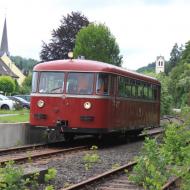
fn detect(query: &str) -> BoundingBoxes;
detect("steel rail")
[0,146,87,165]
[0,143,49,155]
[61,161,137,190]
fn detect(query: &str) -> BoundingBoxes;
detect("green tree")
[169,63,190,108]
[136,62,155,73]
[73,23,123,66]
[40,12,90,61]
[19,75,32,94]
[165,43,182,74]
[0,76,15,95]
[181,41,190,64]
[156,73,173,115]
[11,56,38,74]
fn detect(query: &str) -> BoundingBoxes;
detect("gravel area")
[23,140,143,190]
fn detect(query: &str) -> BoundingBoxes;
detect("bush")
[0,76,15,95]
[129,111,190,190]
[0,161,57,190]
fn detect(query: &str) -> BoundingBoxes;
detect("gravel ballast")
[27,140,144,189]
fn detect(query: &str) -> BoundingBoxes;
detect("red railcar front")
[30,66,115,135]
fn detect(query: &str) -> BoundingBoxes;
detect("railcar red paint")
[30,59,160,137]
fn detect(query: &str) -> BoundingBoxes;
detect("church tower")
[155,56,165,74]
[0,18,9,56]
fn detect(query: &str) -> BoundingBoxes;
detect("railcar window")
[118,77,126,97]
[148,85,153,99]
[39,72,65,94]
[143,84,148,99]
[153,85,158,100]
[131,80,136,97]
[32,72,38,93]
[96,73,109,95]
[138,82,143,98]
[66,73,94,95]
[125,79,131,97]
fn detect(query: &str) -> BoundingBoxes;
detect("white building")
[155,56,165,74]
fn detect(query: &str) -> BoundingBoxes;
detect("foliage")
[168,63,190,108]
[40,12,89,61]
[180,41,190,64]
[0,76,15,95]
[0,161,57,190]
[129,138,169,190]
[136,62,155,73]
[129,110,190,190]
[111,163,120,170]
[156,73,173,115]
[11,56,38,73]
[45,168,57,183]
[83,145,100,170]
[17,74,32,94]
[74,23,123,66]
[143,72,172,115]
[165,43,182,74]
[0,161,26,190]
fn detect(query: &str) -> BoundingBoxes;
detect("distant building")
[0,18,25,85]
[155,56,165,74]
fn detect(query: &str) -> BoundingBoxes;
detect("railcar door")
[113,75,122,128]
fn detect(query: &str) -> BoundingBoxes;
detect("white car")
[0,94,15,110]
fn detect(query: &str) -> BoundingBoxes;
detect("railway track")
[0,145,88,165]
[61,160,180,190]
[61,161,139,190]
[0,143,50,155]
[0,126,164,165]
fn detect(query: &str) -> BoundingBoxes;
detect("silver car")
[0,94,15,110]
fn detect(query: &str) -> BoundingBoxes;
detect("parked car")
[14,95,31,102]
[8,96,30,109]
[0,94,15,110]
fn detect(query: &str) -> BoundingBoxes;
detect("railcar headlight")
[37,100,45,108]
[84,102,92,110]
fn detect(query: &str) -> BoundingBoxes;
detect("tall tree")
[180,41,190,64]
[40,12,90,61]
[73,23,123,66]
[165,43,182,74]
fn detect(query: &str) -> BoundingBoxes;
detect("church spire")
[0,18,9,56]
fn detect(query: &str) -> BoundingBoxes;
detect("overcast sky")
[0,0,190,70]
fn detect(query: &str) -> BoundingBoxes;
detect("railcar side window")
[131,80,136,97]
[118,77,126,97]
[66,73,94,95]
[32,72,38,93]
[96,73,109,95]
[39,72,65,94]
[126,79,131,97]
[153,85,158,100]
[143,84,148,99]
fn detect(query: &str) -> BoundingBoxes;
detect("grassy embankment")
[0,109,29,123]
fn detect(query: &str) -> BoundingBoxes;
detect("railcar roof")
[34,59,160,85]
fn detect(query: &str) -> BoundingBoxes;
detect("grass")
[0,109,29,123]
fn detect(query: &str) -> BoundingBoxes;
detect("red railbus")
[30,59,160,140]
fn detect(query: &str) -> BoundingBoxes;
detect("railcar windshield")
[38,72,65,94]
[32,72,38,93]
[66,73,94,95]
